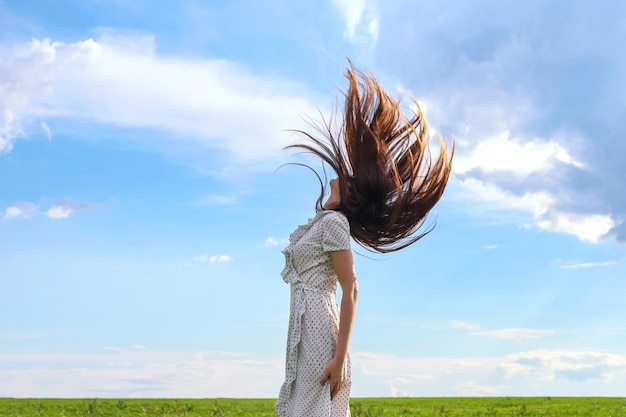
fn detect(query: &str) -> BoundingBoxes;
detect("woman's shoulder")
[318,210,351,251]
[318,209,349,228]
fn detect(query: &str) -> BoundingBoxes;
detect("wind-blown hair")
[287,64,454,253]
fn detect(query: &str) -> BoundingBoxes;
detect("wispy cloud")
[332,0,379,45]
[484,244,502,250]
[353,354,478,397]
[40,121,51,139]
[46,198,98,219]
[210,255,232,263]
[2,347,625,397]
[451,320,480,331]
[457,381,501,396]
[471,328,556,340]
[450,320,556,340]
[3,198,98,220]
[561,260,618,269]
[359,315,431,328]
[0,35,321,168]
[353,349,626,396]
[0,347,283,398]
[192,254,231,263]
[194,194,238,206]
[452,321,555,340]
[263,236,288,247]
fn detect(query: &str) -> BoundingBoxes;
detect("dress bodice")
[280,210,351,289]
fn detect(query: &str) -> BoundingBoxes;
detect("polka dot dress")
[275,210,353,417]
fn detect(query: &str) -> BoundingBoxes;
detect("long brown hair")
[287,63,453,253]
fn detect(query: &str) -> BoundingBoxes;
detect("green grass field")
[1,397,625,416]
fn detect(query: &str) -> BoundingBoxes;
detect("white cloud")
[537,212,614,243]
[192,255,209,262]
[499,349,626,383]
[454,131,583,178]
[451,131,614,243]
[453,178,552,220]
[385,377,413,397]
[332,0,379,45]
[210,255,232,263]
[4,206,25,219]
[0,36,321,165]
[1,106,20,153]
[46,205,73,219]
[3,202,38,219]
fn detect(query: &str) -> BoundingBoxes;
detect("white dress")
[275,210,352,417]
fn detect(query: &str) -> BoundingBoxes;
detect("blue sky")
[1,0,625,398]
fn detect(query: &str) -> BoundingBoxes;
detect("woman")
[275,64,453,417]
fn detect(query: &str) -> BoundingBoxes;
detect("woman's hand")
[320,356,345,400]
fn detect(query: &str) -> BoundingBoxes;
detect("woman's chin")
[323,201,340,210]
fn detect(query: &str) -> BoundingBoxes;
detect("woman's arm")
[320,249,358,399]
